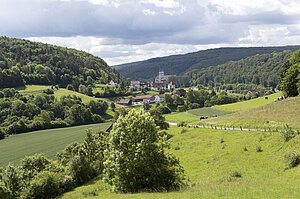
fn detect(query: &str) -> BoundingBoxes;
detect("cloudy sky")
[1,0,300,65]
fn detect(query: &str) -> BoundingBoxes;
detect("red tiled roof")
[132,95,153,100]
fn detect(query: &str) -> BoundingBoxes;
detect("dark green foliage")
[104,110,185,193]
[230,171,242,178]
[0,37,124,88]
[280,50,300,96]
[256,146,263,152]
[24,171,61,199]
[1,164,22,198]
[284,151,300,169]
[0,91,106,138]
[118,46,300,81]
[149,109,169,130]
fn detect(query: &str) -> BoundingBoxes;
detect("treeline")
[0,88,108,140]
[171,51,292,88]
[118,46,300,80]
[0,37,124,88]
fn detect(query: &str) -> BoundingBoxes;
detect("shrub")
[243,146,248,151]
[220,137,224,143]
[0,128,5,140]
[285,151,300,169]
[24,171,61,199]
[256,146,263,152]
[230,171,242,178]
[104,109,185,193]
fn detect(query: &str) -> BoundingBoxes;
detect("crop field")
[0,122,111,167]
[61,126,300,199]
[213,92,282,112]
[200,96,300,130]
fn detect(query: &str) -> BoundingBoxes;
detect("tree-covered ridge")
[118,46,300,80]
[184,51,293,88]
[0,37,124,88]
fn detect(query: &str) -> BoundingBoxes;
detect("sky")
[1,0,300,65]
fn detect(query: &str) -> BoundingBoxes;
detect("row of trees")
[0,110,185,198]
[160,88,238,113]
[0,88,108,139]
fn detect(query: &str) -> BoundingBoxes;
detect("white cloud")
[2,0,300,65]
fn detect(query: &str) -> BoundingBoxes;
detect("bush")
[285,151,300,169]
[256,146,263,152]
[104,109,185,193]
[177,105,186,112]
[230,171,242,178]
[0,128,5,140]
[24,171,61,199]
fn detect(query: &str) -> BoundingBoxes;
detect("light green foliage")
[104,109,185,193]
[2,164,21,198]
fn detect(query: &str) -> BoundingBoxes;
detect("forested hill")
[118,46,300,80]
[0,37,124,88]
[184,51,293,88]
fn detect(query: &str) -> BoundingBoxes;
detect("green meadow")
[61,126,300,199]
[201,95,300,130]
[0,122,111,167]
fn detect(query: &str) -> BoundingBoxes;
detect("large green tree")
[104,109,185,193]
[280,50,300,96]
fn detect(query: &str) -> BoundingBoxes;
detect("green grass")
[165,107,231,123]
[54,89,101,103]
[61,126,300,199]
[0,122,111,167]
[200,96,300,130]
[17,85,52,93]
[213,92,282,112]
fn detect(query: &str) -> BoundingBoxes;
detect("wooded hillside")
[118,46,300,80]
[0,37,124,88]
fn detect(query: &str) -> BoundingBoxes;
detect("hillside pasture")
[165,107,232,123]
[0,122,111,167]
[213,92,282,112]
[200,96,300,130]
[61,126,300,199]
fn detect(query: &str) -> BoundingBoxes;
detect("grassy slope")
[0,122,111,167]
[202,96,300,130]
[61,126,300,199]
[213,92,282,112]
[165,107,231,123]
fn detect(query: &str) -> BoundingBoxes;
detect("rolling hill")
[118,46,300,81]
[0,37,124,88]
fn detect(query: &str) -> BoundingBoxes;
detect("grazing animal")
[265,97,268,100]
[274,99,277,102]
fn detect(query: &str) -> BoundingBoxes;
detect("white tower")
[158,70,164,82]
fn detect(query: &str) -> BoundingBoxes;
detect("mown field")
[61,126,300,199]
[0,122,111,167]
[201,95,300,130]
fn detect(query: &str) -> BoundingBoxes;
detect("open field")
[17,85,52,94]
[61,126,300,199]
[0,122,111,167]
[214,92,282,112]
[200,96,300,130]
[165,107,232,123]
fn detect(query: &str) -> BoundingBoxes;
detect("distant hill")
[118,46,300,80]
[185,51,293,88]
[0,37,124,88]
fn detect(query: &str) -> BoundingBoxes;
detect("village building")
[108,80,117,86]
[168,81,176,90]
[117,99,132,106]
[245,89,260,97]
[153,94,164,103]
[154,70,175,83]
[129,81,141,90]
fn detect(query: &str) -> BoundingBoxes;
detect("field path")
[168,122,266,132]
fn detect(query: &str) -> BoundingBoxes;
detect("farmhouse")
[129,81,141,90]
[117,99,132,106]
[108,80,117,86]
[153,94,164,103]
